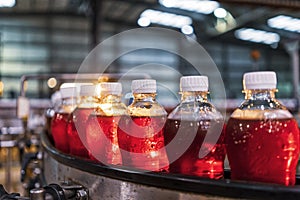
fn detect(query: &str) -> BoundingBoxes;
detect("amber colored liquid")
[51,112,70,153]
[67,108,93,158]
[117,116,169,172]
[86,115,122,165]
[226,118,300,185]
[164,119,225,179]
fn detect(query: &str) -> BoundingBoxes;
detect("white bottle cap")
[59,87,78,99]
[180,76,209,92]
[51,91,62,104]
[80,85,96,96]
[243,71,277,90]
[99,82,122,95]
[131,79,156,94]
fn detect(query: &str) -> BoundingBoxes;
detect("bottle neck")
[62,97,77,106]
[133,93,156,102]
[101,94,122,103]
[244,89,276,100]
[59,97,77,113]
[79,95,99,104]
[181,91,208,103]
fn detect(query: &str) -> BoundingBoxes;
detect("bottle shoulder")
[94,102,127,116]
[128,101,167,116]
[239,98,286,110]
[231,99,293,119]
[77,102,98,109]
[168,101,223,121]
[56,105,76,114]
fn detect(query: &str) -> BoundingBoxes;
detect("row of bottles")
[49,71,300,186]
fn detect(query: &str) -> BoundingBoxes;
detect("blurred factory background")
[0,0,298,100]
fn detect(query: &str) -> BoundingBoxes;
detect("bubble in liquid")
[108,126,115,134]
[257,145,261,150]
[258,170,263,174]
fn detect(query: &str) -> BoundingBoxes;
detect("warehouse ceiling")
[101,0,300,47]
[0,0,299,49]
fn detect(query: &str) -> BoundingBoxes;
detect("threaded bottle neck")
[181,91,208,103]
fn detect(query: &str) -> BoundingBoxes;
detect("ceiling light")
[181,25,194,35]
[214,8,227,18]
[0,0,15,7]
[268,15,300,33]
[139,9,192,28]
[159,0,219,14]
[0,81,4,96]
[235,28,280,45]
[47,77,57,89]
[137,17,151,27]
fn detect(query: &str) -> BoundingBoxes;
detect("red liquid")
[51,112,70,153]
[117,116,169,172]
[67,108,93,158]
[164,119,225,179]
[86,115,122,165]
[226,118,300,185]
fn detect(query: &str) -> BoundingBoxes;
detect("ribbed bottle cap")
[80,85,96,96]
[131,79,156,93]
[59,87,78,98]
[180,76,209,92]
[243,71,277,90]
[99,82,122,95]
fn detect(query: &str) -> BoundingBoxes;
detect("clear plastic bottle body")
[164,91,225,179]
[68,95,98,158]
[225,89,300,185]
[86,93,127,165]
[117,93,169,172]
[51,97,77,153]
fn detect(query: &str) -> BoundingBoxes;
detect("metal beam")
[284,41,300,112]
[0,24,88,36]
[0,11,86,18]
[90,0,103,49]
[2,41,89,50]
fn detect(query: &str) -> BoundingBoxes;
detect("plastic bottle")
[225,71,300,185]
[117,79,169,172]
[68,84,97,158]
[164,76,225,179]
[51,87,77,153]
[86,82,126,165]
